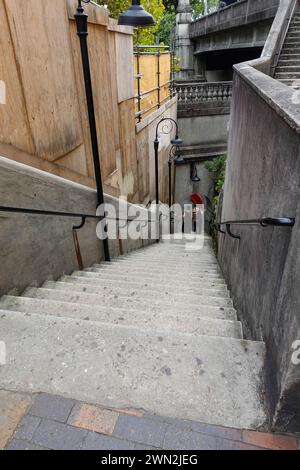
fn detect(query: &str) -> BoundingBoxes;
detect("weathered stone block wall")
[219,69,300,431]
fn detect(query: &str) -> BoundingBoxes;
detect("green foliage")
[157,4,176,44]
[97,0,165,45]
[205,155,227,206]
[191,0,204,19]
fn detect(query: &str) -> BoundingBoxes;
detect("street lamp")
[168,145,185,234]
[74,0,110,261]
[168,146,185,207]
[118,1,156,27]
[154,118,183,241]
[191,162,201,183]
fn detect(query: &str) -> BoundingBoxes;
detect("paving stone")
[81,432,135,450]
[29,393,75,423]
[113,415,168,448]
[6,439,48,450]
[242,430,299,450]
[0,390,31,449]
[147,415,242,442]
[217,438,263,450]
[31,418,87,450]
[163,425,217,450]
[189,421,242,441]
[133,443,160,450]
[115,407,145,418]
[68,403,118,435]
[14,415,41,441]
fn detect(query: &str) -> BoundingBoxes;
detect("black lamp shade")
[191,162,201,182]
[118,1,156,27]
[175,154,185,165]
[171,136,183,146]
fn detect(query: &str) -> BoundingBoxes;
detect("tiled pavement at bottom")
[3,392,300,451]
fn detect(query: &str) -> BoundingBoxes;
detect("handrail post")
[74,0,110,262]
[157,47,161,109]
[154,138,160,243]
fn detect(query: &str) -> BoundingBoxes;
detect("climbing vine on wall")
[205,155,227,208]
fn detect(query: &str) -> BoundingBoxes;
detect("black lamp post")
[118,1,156,27]
[168,146,185,207]
[168,146,185,233]
[74,0,110,261]
[154,118,183,241]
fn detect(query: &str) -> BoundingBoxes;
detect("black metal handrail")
[0,205,153,269]
[215,217,295,239]
[0,205,152,226]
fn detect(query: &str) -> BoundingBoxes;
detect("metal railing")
[0,205,152,270]
[215,217,295,239]
[134,45,175,122]
[176,81,233,105]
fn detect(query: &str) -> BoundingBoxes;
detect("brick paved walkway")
[1,391,299,450]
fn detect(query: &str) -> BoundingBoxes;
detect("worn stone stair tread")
[276,66,300,71]
[23,287,234,308]
[67,273,228,293]
[42,280,231,301]
[71,270,227,287]
[0,298,242,339]
[99,261,221,270]
[111,255,218,266]
[1,295,237,321]
[92,263,222,274]
[0,310,266,429]
[63,275,228,292]
[87,267,224,280]
[276,9,300,89]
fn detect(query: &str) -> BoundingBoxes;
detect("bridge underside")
[192,19,273,56]
[196,47,263,81]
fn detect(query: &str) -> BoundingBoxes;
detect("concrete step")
[282,47,300,54]
[282,42,300,49]
[23,287,234,309]
[4,293,237,321]
[286,31,300,37]
[42,280,231,302]
[69,271,227,288]
[58,276,229,298]
[275,72,300,79]
[0,310,266,429]
[277,79,298,87]
[278,53,300,59]
[87,267,224,281]
[59,273,228,292]
[81,269,226,284]
[0,296,242,339]
[114,252,219,261]
[92,263,222,275]
[276,65,300,72]
[277,60,300,66]
[283,37,300,43]
[107,259,220,270]
[117,253,218,263]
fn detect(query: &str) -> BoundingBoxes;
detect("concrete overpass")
[176,0,280,81]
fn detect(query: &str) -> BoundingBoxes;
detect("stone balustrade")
[176,81,233,105]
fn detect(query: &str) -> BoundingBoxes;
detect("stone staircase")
[0,237,267,430]
[275,3,300,87]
